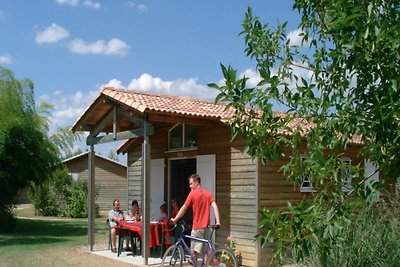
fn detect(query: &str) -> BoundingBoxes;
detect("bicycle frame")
[173,224,216,266]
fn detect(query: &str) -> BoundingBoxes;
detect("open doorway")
[169,158,196,224]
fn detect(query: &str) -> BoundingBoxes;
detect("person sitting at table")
[108,199,129,253]
[130,200,142,221]
[169,197,180,221]
[159,203,168,223]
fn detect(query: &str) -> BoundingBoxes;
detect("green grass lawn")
[0,206,132,267]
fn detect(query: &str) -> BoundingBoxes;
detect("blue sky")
[0,0,302,158]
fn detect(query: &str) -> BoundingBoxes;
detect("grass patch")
[0,215,115,267]
[0,218,89,250]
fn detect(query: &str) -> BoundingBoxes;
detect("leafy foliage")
[28,167,99,218]
[304,199,400,266]
[50,126,84,159]
[209,0,400,265]
[27,168,72,216]
[0,67,60,232]
[64,180,91,218]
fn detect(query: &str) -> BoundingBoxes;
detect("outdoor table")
[118,220,170,249]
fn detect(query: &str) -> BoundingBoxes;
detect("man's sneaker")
[124,247,132,252]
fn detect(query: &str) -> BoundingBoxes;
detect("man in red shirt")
[171,174,221,262]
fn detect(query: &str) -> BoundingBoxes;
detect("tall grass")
[304,199,400,267]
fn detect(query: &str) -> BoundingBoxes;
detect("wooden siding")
[126,122,259,266]
[127,147,143,211]
[65,155,127,212]
[257,144,364,266]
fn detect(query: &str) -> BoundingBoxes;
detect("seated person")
[169,197,180,221]
[159,203,168,223]
[108,199,129,252]
[130,200,143,221]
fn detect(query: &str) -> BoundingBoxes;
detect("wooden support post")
[88,142,96,251]
[142,115,151,265]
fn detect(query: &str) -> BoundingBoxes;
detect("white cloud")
[43,73,221,131]
[0,54,12,64]
[82,0,101,9]
[287,28,305,47]
[39,89,99,129]
[126,73,218,100]
[55,0,79,6]
[69,38,130,56]
[127,1,148,12]
[35,23,69,44]
[128,73,172,92]
[103,79,125,89]
[240,69,262,88]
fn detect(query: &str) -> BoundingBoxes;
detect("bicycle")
[161,221,238,267]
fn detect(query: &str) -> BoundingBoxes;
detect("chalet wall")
[126,122,259,267]
[65,156,127,212]
[127,147,143,213]
[257,144,364,266]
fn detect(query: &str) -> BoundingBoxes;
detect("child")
[130,200,142,221]
[159,203,168,223]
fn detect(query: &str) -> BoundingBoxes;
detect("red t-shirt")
[185,188,214,229]
[169,209,178,219]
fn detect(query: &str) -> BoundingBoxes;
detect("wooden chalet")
[72,87,376,266]
[62,152,128,213]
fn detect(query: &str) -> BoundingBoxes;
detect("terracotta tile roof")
[101,87,236,119]
[73,87,362,145]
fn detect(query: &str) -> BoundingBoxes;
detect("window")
[299,156,352,192]
[341,158,352,191]
[300,156,315,192]
[168,124,197,150]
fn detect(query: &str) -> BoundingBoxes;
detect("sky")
[0,0,302,161]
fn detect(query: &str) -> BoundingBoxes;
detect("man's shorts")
[190,228,212,254]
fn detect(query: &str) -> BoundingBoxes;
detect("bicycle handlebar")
[170,220,220,232]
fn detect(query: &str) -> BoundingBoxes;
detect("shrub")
[64,180,89,218]
[27,168,71,216]
[28,183,61,216]
[0,206,17,233]
[28,167,99,218]
[303,199,400,267]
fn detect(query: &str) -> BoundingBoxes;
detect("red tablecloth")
[118,221,171,248]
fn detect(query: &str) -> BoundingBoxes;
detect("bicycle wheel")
[206,248,238,267]
[161,244,185,266]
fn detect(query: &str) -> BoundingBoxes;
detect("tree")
[50,126,84,159]
[0,67,60,232]
[209,0,399,265]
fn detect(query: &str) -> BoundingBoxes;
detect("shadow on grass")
[0,218,87,247]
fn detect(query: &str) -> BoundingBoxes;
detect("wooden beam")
[118,109,145,127]
[142,115,151,264]
[88,144,95,251]
[86,126,155,145]
[89,107,115,138]
[113,106,118,140]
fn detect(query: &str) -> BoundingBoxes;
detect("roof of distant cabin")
[62,151,127,168]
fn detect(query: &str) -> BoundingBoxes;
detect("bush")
[27,168,71,216]
[28,183,61,216]
[28,167,99,218]
[303,199,400,267]
[64,180,89,218]
[0,206,17,233]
